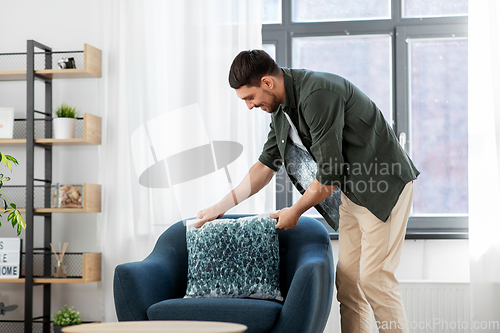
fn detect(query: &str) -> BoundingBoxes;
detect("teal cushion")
[185,214,283,301]
[147,298,283,333]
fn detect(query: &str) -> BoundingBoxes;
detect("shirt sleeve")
[303,89,345,185]
[258,119,283,172]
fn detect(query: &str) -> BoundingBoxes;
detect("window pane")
[403,0,468,18]
[292,35,392,217]
[262,44,276,61]
[292,35,392,123]
[292,0,390,22]
[263,0,281,24]
[409,38,468,215]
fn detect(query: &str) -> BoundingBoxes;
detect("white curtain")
[469,0,500,330]
[98,0,267,322]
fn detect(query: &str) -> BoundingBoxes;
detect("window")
[292,0,391,22]
[263,0,468,238]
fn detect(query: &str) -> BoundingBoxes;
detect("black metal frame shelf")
[0,183,102,213]
[0,40,102,333]
[0,43,101,81]
[0,113,102,146]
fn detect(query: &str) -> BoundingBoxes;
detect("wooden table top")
[61,321,248,333]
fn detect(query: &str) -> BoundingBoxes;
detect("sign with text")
[0,238,21,278]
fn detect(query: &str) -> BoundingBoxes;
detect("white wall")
[0,0,103,323]
[329,239,470,283]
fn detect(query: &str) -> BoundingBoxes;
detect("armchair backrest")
[147,214,331,299]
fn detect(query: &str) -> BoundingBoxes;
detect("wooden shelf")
[0,113,101,146]
[0,253,101,283]
[0,183,101,213]
[0,139,26,146]
[0,278,100,283]
[0,44,101,81]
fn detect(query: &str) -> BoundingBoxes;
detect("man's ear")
[261,76,274,89]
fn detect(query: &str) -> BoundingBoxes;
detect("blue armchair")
[113,215,334,333]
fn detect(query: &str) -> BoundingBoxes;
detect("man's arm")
[195,161,276,228]
[271,178,337,230]
[271,89,344,230]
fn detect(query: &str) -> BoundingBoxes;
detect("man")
[196,50,419,333]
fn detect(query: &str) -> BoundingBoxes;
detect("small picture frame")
[0,107,14,139]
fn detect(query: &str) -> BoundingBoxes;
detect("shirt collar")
[281,68,296,110]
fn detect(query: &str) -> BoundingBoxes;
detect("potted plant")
[53,305,82,333]
[53,103,79,139]
[0,152,25,235]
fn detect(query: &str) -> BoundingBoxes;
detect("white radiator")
[400,282,470,333]
[324,281,471,333]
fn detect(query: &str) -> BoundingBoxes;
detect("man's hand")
[195,204,226,228]
[270,208,301,230]
[272,178,337,231]
[194,161,276,229]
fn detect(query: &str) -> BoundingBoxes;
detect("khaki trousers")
[336,182,413,333]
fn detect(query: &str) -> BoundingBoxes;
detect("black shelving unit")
[25,39,54,333]
[0,39,102,333]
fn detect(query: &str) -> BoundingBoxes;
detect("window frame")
[262,0,469,239]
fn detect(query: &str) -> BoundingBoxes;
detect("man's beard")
[262,89,280,113]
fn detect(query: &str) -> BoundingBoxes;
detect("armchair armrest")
[271,241,335,333]
[114,222,188,321]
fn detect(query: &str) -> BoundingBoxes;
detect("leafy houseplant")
[53,305,82,333]
[0,152,25,235]
[55,102,79,118]
[53,103,80,139]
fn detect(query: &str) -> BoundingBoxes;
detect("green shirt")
[259,68,420,222]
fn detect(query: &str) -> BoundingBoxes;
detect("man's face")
[235,83,281,113]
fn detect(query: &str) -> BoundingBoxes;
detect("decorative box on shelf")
[39,183,101,213]
[21,252,101,283]
[0,183,101,213]
[52,184,84,209]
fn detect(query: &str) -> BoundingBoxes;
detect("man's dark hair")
[228,50,281,89]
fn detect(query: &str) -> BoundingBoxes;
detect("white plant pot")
[53,118,77,139]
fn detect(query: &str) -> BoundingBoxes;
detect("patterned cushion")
[185,214,283,301]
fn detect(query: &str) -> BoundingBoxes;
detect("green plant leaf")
[5,155,18,165]
[17,212,26,229]
[0,152,24,234]
[55,102,79,118]
[0,153,12,171]
[52,305,82,326]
